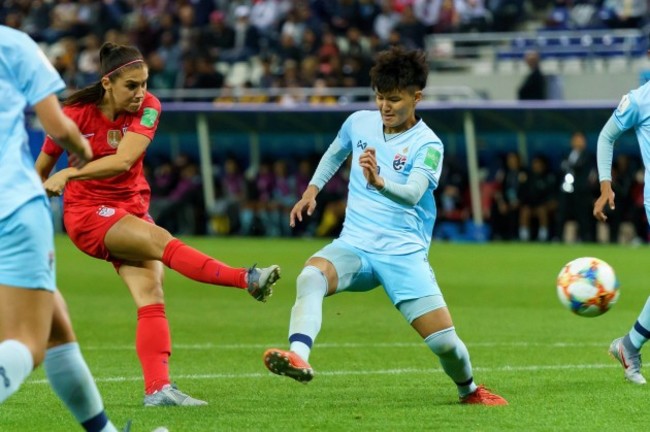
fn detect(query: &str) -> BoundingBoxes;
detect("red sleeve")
[128,92,161,140]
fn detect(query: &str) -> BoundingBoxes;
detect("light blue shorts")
[312,238,446,307]
[0,196,56,291]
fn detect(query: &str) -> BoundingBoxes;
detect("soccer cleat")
[247,264,281,302]
[263,348,314,383]
[609,337,647,384]
[143,384,208,407]
[460,385,508,406]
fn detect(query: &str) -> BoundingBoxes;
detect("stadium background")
[6,0,650,242]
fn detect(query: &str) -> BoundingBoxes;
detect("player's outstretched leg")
[144,384,208,407]
[263,348,314,383]
[609,336,646,385]
[247,264,281,302]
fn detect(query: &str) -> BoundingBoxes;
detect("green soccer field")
[3,236,648,431]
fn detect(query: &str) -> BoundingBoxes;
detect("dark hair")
[369,46,428,93]
[64,42,144,106]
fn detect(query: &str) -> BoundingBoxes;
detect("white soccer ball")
[556,257,620,317]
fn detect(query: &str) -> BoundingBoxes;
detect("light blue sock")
[288,266,328,362]
[44,342,117,432]
[425,327,477,397]
[0,339,33,403]
[629,296,650,350]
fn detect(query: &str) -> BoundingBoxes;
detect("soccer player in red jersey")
[35,42,281,407]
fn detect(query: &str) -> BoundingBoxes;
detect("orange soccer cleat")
[460,385,508,406]
[263,348,314,383]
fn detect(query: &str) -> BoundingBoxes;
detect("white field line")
[27,363,619,386]
[79,341,612,351]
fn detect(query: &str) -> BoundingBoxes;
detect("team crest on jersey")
[107,130,122,148]
[356,140,367,150]
[97,206,116,217]
[393,153,407,171]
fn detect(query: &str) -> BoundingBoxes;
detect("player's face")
[375,88,422,134]
[107,66,149,113]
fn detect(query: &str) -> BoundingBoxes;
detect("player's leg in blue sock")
[628,296,650,350]
[425,327,478,397]
[288,266,327,361]
[45,342,117,432]
[0,340,33,403]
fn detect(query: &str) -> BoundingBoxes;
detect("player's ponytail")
[64,42,144,107]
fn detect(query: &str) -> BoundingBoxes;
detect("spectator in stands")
[517,50,547,100]
[200,10,235,62]
[394,4,428,49]
[607,153,636,243]
[374,0,401,42]
[556,131,598,242]
[519,155,557,242]
[456,0,492,32]
[601,0,648,29]
[491,151,526,241]
[433,0,461,33]
[220,5,261,64]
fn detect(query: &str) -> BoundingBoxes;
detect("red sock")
[161,239,247,288]
[137,304,171,394]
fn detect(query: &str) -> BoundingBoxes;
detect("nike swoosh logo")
[82,133,95,138]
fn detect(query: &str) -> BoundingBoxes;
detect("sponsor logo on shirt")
[97,206,116,217]
[141,107,159,128]
[107,130,122,148]
[356,140,367,150]
[424,148,441,171]
[393,153,407,171]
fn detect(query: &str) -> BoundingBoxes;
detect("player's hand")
[68,136,92,169]
[42,169,70,197]
[290,185,318,227]
[359,147,384,189]
[593,181,615,222]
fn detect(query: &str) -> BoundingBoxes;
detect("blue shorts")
[0,196,56,291]
[312,238,445,306]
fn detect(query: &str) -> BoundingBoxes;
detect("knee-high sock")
[162,239,247,288]
[0,339,32,403]
[288,266,328,362]
[425,327,477,397]
[629,296,650,349]
[44,342,117,432]
[137,304,171,394]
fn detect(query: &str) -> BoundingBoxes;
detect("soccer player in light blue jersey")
[263,46,507,405]
[0,26,121,431]
[594,70,650,385]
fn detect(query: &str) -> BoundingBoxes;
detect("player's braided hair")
[369,46,428,94]
[64,42,144,106]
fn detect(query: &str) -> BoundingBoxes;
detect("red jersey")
[43,92,161,214]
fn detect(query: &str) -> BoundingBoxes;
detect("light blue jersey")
[612,82,650,211]
[337,110,443,255]
[0,25,65,220]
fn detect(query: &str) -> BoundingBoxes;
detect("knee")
[425,327,459,356]
[296,266,328,299]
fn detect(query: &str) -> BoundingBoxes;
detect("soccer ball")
[556,257,620,317]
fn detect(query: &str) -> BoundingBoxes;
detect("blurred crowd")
[1,0,647,104]
[143,132,648,245]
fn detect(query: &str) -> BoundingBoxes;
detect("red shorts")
[63,204,154,267]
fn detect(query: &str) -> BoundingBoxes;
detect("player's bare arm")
[290,184,319,227]
[359,147,385,189]
[33,95,92,168]
[66,132,150,181]
[593,180,615,222]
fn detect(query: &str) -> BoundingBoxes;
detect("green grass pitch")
[3,236,648,431]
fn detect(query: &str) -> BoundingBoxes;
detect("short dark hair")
[370,46,428,93]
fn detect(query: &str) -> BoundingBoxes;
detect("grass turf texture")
[3,236,647,431]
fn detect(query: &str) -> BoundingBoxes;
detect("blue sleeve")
[411,142,444,189]
[596,116,624,182]
[309,137,351,191]
[336,113,354,151]
[612,92,639,132]
[15,33,65,106]
[378,171,429,206]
